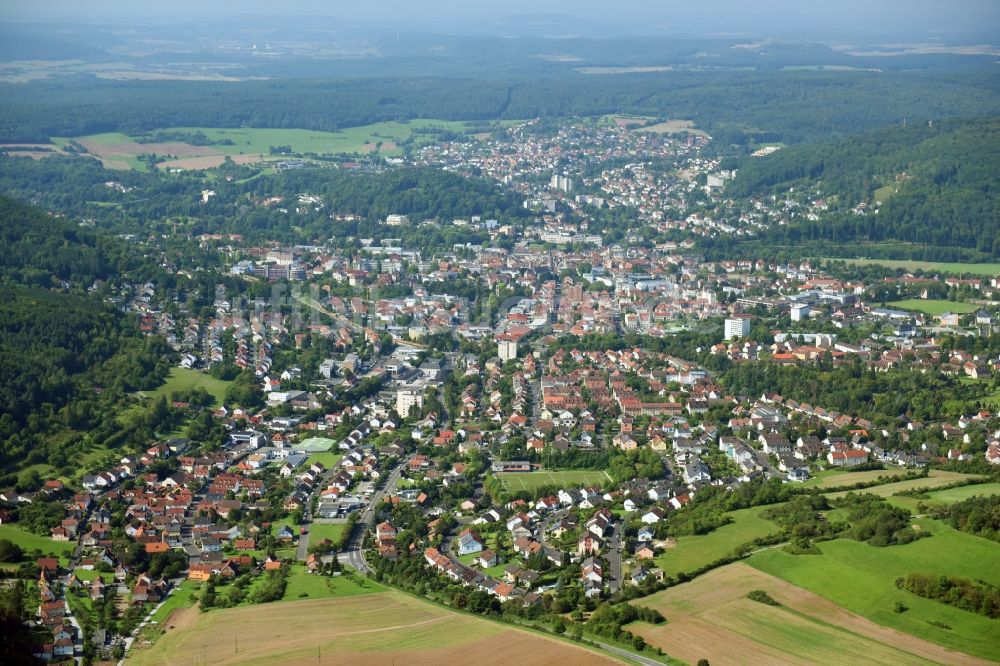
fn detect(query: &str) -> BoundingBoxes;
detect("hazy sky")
[3,0,999,40]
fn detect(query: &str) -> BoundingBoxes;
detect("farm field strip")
[127,590,624,666]
[631,563,987,666]
[54,119,513,170]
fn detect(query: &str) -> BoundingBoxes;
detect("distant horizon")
[2,1,999,42]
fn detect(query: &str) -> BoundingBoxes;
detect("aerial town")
[2,6,999,663]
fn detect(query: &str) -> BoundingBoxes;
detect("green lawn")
[145,367,232,406]
[71,568,114,583]
[0,524,75,563]
[749,519,1000,661]
[304,451,342,468]
[281,564,386,601]
[823,258,1000,277]
[497,470,611,493]
[307,523,345,545]
[887,299,979,315]
[655,505,780,577]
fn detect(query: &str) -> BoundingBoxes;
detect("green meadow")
[749,519,1000,661]
[888,299,978,315]
[654,505,780,577]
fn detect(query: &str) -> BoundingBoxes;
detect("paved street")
[339,462,403,573]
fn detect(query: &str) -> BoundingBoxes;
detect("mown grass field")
[497,470,611,492]
[924,482,1000,503]
[0,524,75,563]
[822,258,1000,277]
[631,562,984,666]
[304,450,342,468]
[306,523,346,545]
[281,565,383,602]
[887,481,1000,512]
[802,468,914,489]
[128,590,623,666]
[823,471,981,501]
[749,519,1000,661]
[71,568,114,583]
[654,505,779,577]
[888,299,978,315]
[145,367,232,406]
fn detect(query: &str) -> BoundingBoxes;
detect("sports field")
[297,437,339,452]
[128,590,624,666]
[749,519,1000,661]
[497,470,611,492]
[146,367,232,406]
[654,505,779,577]
[822,258,1000,277]
[888,299,978,315]
[630,563,988,666]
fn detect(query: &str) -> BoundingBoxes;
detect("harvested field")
[631,563,988,666]
[612,116,649,128]
[127,590,623,666]
[156,154,263,170]
[79,138,220,159]
[636,119,710,137]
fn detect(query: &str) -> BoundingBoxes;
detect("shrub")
[747,589,780,606]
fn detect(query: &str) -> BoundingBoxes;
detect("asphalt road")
[339,462,403,573]
[607,524,623,593]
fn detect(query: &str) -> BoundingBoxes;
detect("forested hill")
[2,69,999,145]
[0,197,169,484]
[0,194,126,287]
[724,117,1000,257]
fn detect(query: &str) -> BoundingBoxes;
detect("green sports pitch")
[497,470,611,492]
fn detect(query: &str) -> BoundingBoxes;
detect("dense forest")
[0,194,125,286]
[0,158,527,248]
[721,360,992,430]
[0,284,169,481]
[1,69,998,145]
[0,197,171,485]
[720,117,1000,256]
